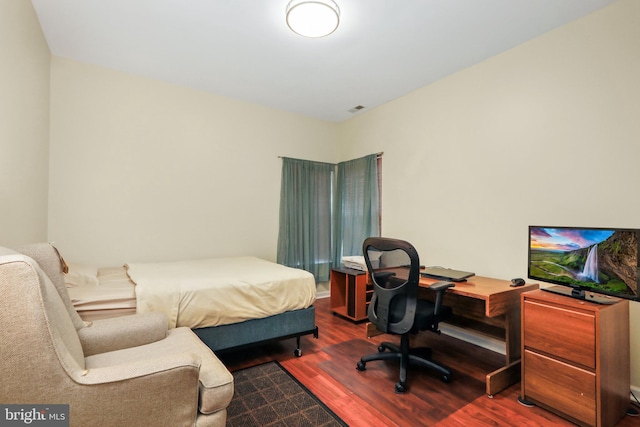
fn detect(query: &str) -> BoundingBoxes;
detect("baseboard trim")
[316,290,330,299]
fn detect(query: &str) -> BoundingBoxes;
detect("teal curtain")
[277,157,334,282]
[332,154,380,268]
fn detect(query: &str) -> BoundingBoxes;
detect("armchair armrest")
[69,353,203,426]
[79,312,168,356]
[76,352,201,385]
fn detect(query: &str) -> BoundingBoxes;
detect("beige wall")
[338,0,640,389]
[48,58,338,265]
[0,0,50,246]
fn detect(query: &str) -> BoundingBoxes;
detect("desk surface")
[378,267,538,317]
[419,275,538,317]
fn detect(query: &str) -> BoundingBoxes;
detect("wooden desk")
[367,272,538,396]
[420,275,537,396]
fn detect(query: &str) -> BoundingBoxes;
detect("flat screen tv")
[528,226,640,304]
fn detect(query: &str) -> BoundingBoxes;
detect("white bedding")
[66,266,137,321]
[126,256,316,329]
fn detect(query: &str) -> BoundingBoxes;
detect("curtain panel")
[332,154,381,268]
[277,157,334,282]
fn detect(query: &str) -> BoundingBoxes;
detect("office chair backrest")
[363,237,421,335]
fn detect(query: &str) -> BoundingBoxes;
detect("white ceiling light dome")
[286,0,340,38]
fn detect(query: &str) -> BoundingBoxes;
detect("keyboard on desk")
[420,267,475,282]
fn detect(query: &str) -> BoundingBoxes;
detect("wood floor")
[219,297,639,427]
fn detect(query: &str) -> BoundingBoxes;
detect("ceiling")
[31,0,617,123]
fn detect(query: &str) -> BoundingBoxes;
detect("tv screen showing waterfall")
[528,226,640,302]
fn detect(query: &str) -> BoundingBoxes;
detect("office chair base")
[378,341,433,360]
[356,340,452,393]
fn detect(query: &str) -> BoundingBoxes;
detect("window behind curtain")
[332,154,381,268]
[277,157,334,282]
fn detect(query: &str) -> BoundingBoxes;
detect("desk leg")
[485,310,522,397]
[486,361,521,397]
[504,308,522,363]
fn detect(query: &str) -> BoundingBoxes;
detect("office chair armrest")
[428,281,455,318]
[428,281,455,293]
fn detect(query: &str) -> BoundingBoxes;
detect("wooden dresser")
[520,289,629,427]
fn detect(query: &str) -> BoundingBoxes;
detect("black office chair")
[356,237,454,393]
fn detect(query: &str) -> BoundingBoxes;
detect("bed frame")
[193,305,319,357]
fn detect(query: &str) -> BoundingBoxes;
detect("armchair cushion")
[79,311,169,356]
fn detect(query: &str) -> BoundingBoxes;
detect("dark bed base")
[193,305,318,357]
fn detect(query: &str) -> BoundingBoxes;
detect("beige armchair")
[0,245,234,427]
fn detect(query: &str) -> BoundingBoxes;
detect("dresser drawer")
[523,350,596,426]
[523,299,595,368]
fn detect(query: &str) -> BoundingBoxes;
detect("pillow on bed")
[65,263,99,287]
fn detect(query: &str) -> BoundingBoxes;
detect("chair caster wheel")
[442,373,451,383]
[395,382,406,393]
[377,345,385,353]
[356,361,366,371]
[294,349,302,357]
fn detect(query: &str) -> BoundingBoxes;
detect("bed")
[66,256,319,356]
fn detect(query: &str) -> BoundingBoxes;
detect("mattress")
[66,257,317,329]
[127,256,317,329]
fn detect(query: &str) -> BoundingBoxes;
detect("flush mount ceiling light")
[286,0,340,38]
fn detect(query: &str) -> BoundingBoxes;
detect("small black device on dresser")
[510,278,525,287]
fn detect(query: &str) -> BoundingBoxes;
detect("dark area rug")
[227,361,347,427]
